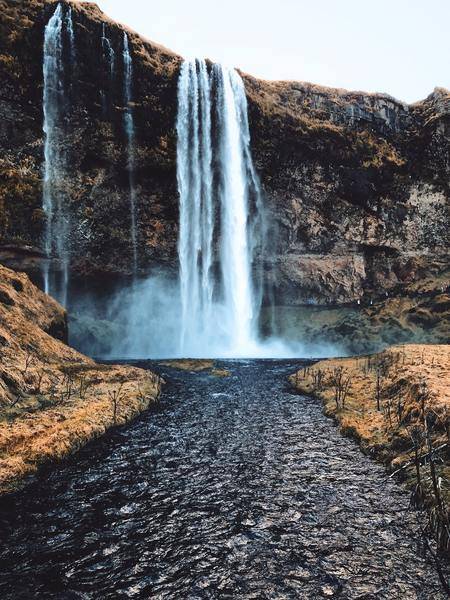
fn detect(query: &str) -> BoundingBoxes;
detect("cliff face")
[0,0,180,279]
[244,78,449,304]
[0,0,448,307]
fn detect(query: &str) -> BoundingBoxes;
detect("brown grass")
[0,368,161,493]
[0,265,162,494]
[290,344,450,506]
[160,360,230,377]
[211,368,230,378]
[160,359,214,371]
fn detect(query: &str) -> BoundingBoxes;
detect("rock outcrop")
[0,0,448,311]
[267,270,450,355]
[244,77,449,304]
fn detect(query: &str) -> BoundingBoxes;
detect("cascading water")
[177,59,214,351]
[38,13,329,360]
[42,3,72,307]
[102,25,115,75]
[215,65,257,350]
[177,60,264,356]
[101,24,115,115]
[70,59,323,359]
[122,33,138,274]
[65,6,76,66]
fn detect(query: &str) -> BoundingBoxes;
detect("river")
[0,360,443,598]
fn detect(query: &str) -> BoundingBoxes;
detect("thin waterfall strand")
[42,3,71,306]
[102,24,115,78]
[101,24,115,114]
[123,33,138,274]
[66,6,75,64]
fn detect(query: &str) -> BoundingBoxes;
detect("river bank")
[290,344,449,469]
[0,264,162,494]
[290,344,450,558]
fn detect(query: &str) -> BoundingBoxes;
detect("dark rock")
[45,311,69,344]
[0,288,15,306]
[11,278,24,292]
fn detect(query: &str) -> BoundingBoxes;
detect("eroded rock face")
[0,0,180,280]
[275,254,367,305]
[244,77,449,304]
[0,0,448,307]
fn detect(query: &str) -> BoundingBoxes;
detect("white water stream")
[177,60,264,356]
[123,33,138,274]
[42,3,71,307]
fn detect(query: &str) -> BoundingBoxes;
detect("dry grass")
[160,359,215,371]
[290,344,449,460]
[0,368,161,493]
[211,368,230,378]
[160,360,230,377]
[0,264,162,494]
[290,344,450,517]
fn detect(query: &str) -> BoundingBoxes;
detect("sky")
[96,0,450,103]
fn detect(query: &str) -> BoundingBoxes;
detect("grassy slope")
[290,344,450,508]
[0,264,162,494]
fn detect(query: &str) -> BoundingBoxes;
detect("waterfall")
[101,24,115,114]
[102,24,115,78]
[177,59,214,351]
[214,65,257,350]
[122,33,138,274]
[42,3,71,307]
[65,6,75,65]
[177,60,263,356]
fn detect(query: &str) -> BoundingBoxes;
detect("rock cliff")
[0,0,448,319]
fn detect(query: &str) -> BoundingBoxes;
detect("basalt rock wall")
[0,0,448,306]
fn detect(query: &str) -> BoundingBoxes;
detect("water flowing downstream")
[42,3,71,307]
[0,361,443,598]
[177,60,265,357]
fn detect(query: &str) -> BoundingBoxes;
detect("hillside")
[0,263,162,493]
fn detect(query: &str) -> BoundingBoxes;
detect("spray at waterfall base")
[69,273,340,359]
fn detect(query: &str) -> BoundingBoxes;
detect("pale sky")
[96,0,449,103]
